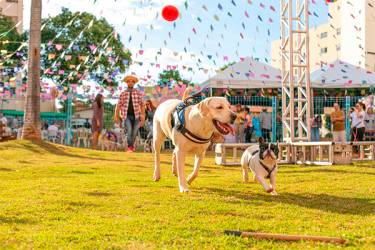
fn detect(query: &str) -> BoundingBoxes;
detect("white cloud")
[146,24,163,30]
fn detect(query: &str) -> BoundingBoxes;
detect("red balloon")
[162,5,179,22]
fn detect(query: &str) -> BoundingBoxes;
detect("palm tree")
[22,0,42,140]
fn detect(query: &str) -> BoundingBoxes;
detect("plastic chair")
[41,130,49,140]
[60,130,67,145]
[47,130,58,143]
[4,127,12,136]
[162,138,173,150]
[85,129,93,148]
[16,128,22,139]
[76,129,88,148]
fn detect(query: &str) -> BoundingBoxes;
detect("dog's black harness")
[171,97,214,144]
[248,150,276,179]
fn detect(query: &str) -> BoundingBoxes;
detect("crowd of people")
[3,75,375,151]
[91,76,156,152]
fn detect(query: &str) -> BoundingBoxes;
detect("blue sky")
[23,0,330,85]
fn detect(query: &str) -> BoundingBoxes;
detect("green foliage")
[158,69,191,87]
[219,61,236,71]
[40,8,131,87]
[0,13,28,81]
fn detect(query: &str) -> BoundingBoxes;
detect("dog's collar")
[171,97,214,144]
[248,149,276,179]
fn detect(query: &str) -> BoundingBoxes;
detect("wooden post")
[233,147,237,163]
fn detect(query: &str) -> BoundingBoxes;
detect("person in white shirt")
[47,122,59,132]
[114,122,120,129]
[1,113,7,126]
[364,107,375,141]
[347,102,366,154]
[12,116,19,129]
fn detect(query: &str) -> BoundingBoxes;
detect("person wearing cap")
[259,107,272,142]
[234,103,245,143]
[115,75,145,153]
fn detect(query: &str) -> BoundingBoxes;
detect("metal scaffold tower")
[281,0,311,143]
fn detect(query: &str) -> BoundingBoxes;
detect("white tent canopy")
[310,60,375,88]
[199,57,282,89]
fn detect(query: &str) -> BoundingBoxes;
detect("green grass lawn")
[0,140,374,249]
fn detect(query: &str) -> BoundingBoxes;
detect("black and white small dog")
[240,137,279,195]
[144,132,153,153]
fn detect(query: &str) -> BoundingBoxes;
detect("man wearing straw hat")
[115,75,145,153]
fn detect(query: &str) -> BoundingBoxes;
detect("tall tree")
[22,0,42,140]
[157,69,192,87]
[40,8,131,88]
[0,14,28,87]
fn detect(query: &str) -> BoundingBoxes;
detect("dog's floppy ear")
[258,136,264,146]
[197,99,211,116]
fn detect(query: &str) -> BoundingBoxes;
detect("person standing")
[92,94,104,150]
[84,119,91,130]
[244,107,253,143]
[233,103,245,143]
[12,116,18,129]
[260,107,272,142]
[310,115,322,142]
[145,100,156,135]
[364,107,375,141]
[1,112,7,126]
[115,76,145,153]
[347,102,366,154]
[330,103,346,142]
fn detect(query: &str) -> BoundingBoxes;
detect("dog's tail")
[182,89,189,101]
[258,136,264,146]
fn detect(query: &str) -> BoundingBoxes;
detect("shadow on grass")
[86,191,111,197]
[15,140,125,163]
[0,167,13,172]
[0,216,35,224]
[72,170,95,174]
[282,168,375,176]
[203,187,375,215]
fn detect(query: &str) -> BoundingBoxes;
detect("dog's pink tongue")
[221,123,234,136]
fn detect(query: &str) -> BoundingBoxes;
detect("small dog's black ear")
[258,136,264,146]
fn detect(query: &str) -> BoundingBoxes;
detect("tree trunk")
[22,0,42,140]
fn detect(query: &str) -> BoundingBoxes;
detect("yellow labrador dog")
[153,90,237,192]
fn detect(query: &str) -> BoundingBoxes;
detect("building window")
[6,0,18,2]
[359,27,361,31]
[295,69,297,75]
[359,10,361,14]
[359,61,361,65]
[336,44,341,51]
[321,47,328,54]
[337,28,341,35]
[321,32,327,38]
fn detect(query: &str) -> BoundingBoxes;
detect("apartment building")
[0,0,23,34]
[271,0,375,74]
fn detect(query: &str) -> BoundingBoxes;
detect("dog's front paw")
[153,171,161,182]
[186,176,194,185]
[266,188,274,193]
[179,186,191,193]
[243,172,249,182]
